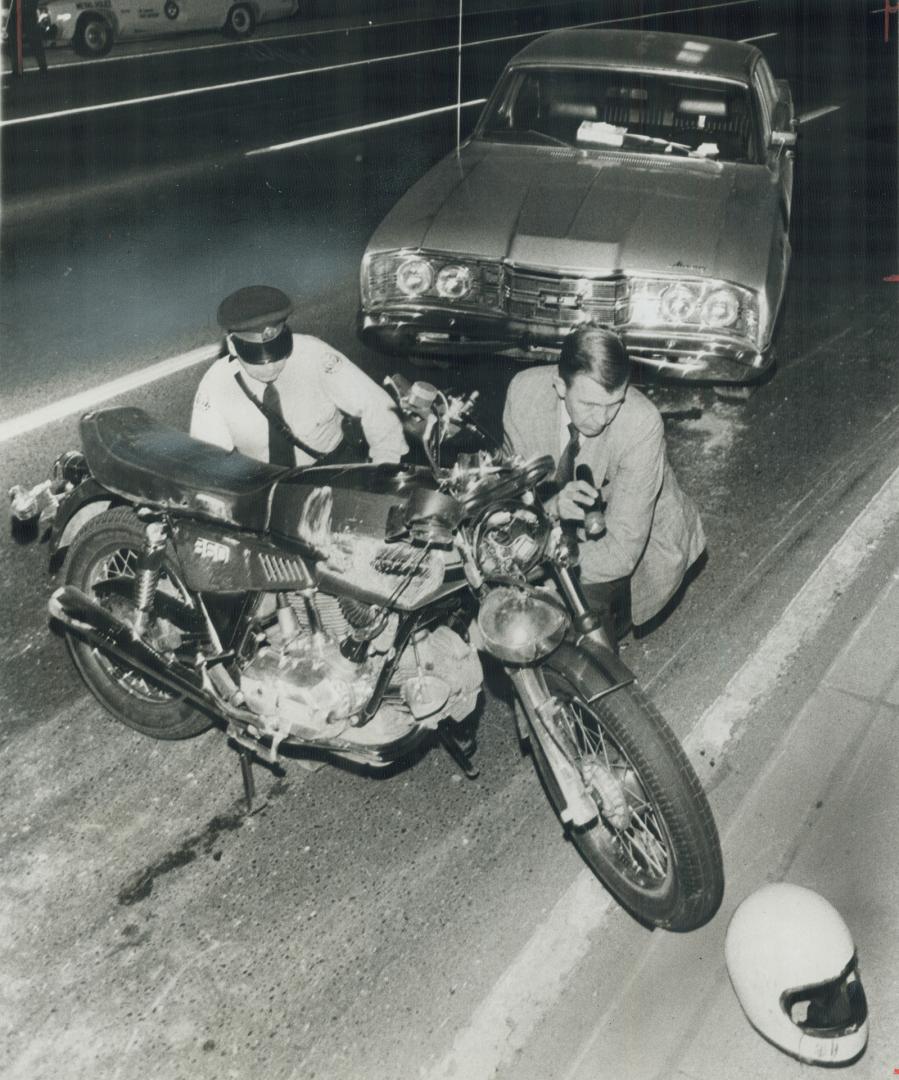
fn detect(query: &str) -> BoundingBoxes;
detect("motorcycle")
[9,376,723,932]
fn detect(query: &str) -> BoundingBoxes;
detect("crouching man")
[503,325,705,636]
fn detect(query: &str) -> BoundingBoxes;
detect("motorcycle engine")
[238,591,482,746]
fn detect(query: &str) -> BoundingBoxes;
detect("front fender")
[560,633,635,692]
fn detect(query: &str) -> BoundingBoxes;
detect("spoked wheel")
[63,508,212,739]
[526,648,723,931]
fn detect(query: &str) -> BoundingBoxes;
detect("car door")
[753,57,794,223]
[174,0,226,32]
[122,0,168,37]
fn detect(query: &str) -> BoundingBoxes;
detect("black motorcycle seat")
[80,407,291,530]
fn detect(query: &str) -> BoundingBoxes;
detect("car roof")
[508,28,760,84]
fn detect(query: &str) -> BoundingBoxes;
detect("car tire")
[224,3,256,37]
[73,14,113,57]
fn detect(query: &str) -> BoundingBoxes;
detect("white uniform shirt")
[190,334,407,466]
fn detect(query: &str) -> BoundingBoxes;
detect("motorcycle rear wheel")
[527,652,723,931]
[63,507,213,740]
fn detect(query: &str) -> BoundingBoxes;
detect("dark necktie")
[555,422,580,487]
[262,382,296,466]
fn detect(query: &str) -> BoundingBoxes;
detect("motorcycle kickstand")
[238,747,256,813]
[437,726,480,780]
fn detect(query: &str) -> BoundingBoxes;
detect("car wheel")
[224,3,256,37]
[74,14,113,57]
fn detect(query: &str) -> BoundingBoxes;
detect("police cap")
[218,285,294,365]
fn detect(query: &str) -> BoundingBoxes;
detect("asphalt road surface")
[1,2,897,1078]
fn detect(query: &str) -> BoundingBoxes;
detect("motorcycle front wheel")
[526,650,723,932]
[63,507,213,740]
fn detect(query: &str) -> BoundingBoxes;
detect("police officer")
[191,286,407,467]
[5,0,49,76]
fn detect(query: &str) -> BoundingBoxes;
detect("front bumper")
[359,308,770,384]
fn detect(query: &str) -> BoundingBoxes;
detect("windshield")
[478,67,758,164]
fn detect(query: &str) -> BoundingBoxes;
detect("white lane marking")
[797,104,842,123]
[739,31,778,41]
[247,98,487,155]
[685,463,899,765]
[425,873,614,1080]
[1,0,758,127]
[423,458,899,1080]
[0,344,219,444]
[1,43,452,125]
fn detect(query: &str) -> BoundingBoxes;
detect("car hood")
[367,141,778,289]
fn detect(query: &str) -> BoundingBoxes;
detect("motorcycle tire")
[526,645,723,932]
[62,507,213,740]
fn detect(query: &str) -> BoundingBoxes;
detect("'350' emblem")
[193,538,230,563]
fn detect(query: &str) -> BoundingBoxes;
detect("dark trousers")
[582,576,632,642]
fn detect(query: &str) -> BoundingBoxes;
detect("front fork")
[507,665,597,828]
[553,561,619,653]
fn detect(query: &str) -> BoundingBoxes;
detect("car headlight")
[628,277,759,341]
[362,250,501,309]
[700,287,740,328]
[396,257,434,298]
[436,264,473,300]
[660,283,700,323]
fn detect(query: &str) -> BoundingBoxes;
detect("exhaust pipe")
[49,585,217,707]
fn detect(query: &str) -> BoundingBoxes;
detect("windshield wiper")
[619,132,693,155]
[576,123,718,159]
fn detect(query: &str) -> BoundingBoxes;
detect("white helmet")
[724,883,868,1066]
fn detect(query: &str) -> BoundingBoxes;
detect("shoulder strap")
[232,370,326,461]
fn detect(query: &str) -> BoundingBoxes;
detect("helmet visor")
[231,326,293,366]
[783,962,868,1037]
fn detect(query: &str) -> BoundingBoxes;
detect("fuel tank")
[268,464,465,610]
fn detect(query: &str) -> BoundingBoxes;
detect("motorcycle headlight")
[395,257,434,298]
[660,283,700,323]
[477,586,569,664]
[436,264,473,300]
[700,287,740,328]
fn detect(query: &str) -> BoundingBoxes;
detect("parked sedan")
[359,29,797,385]
[37,0,298,56]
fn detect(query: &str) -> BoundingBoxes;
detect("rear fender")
[78,8,118,34]
[49,479,114,563]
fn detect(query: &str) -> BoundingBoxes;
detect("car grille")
[504,270,628,327]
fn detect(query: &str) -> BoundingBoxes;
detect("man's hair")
[558,325,631,391]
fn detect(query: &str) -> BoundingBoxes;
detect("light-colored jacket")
[503,365,705,625]
[191,335,407,466]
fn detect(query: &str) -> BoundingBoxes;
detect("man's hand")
[556,479,599,522]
